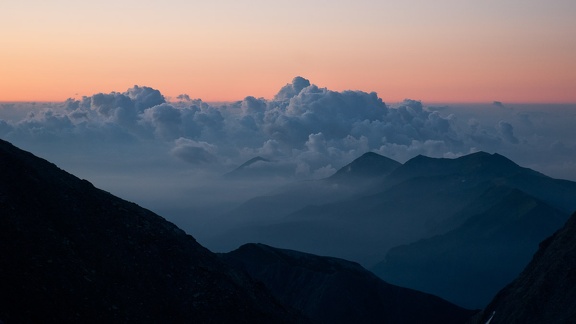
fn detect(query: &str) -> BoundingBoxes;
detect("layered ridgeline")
[220,243,475,324]
[0,139,475,323]
[470,212,576,323]
[212,151,576,308]
[0,139,297,323]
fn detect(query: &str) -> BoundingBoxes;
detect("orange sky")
[1,1,575,103]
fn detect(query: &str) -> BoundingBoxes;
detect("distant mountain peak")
[224,156,272,179]
[238,156,271,168]
[329,152,401,181]
[396,151,526,181]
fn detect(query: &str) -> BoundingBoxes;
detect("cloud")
[498,121,519,144]
[1,78,575,184]
[176,94,192,102]
[273,76,311,101]
[171,137,217,164]
[141,103,183,139]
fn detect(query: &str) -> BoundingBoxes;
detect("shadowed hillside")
[220,243,476,324]
[0,139,298,323]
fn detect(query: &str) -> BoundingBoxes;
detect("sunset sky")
[1,0,575,103]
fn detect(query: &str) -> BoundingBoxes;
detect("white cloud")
[0,78,575,185]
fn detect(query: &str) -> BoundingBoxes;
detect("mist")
[1,77,575,246]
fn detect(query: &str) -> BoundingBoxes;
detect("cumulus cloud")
[1,77,574,184]
[176,94,192,102]
[171,137,217,164]
[498,121,519,144]
[273,76,311,101]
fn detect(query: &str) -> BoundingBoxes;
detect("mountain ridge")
[220,243,476,324]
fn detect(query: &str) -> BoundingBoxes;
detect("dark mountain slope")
[372,186,567,309]
[470,212,576,324]
[0,139,297,323]
[220,243,476,324]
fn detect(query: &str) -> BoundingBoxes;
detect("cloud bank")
[1,77,575,183]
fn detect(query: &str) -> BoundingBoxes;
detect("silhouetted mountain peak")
[329,152,401,181]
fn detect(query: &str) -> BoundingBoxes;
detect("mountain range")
[0,139,473,322]
[3,137,575,321]
[209,150,576,308]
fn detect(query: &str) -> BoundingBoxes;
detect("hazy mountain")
[220,243,476,324]
[0,139,298,323]
[469,212,576,323]
[210,151,576,308]
[208,152,401,250]
[327,151,401,183]
[372,186,567,309]
[224,156,272,179]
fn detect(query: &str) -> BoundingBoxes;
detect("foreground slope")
[470,212,576,324]
[0,139,295,323]
[220,243,476,324]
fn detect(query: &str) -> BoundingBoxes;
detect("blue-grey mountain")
[212,151,576,308]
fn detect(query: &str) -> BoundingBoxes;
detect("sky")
[1,0,575,103]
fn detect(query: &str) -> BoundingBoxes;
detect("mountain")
[470,212,576,323]
[220,243,476,324]
[209,151,576,307]
[328,151,401,182]
[224,156,272,179]
[0,139,298,323]
[208,152,402,251]
[372,186,567,309]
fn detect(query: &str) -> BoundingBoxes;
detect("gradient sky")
[1,0,575,103]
